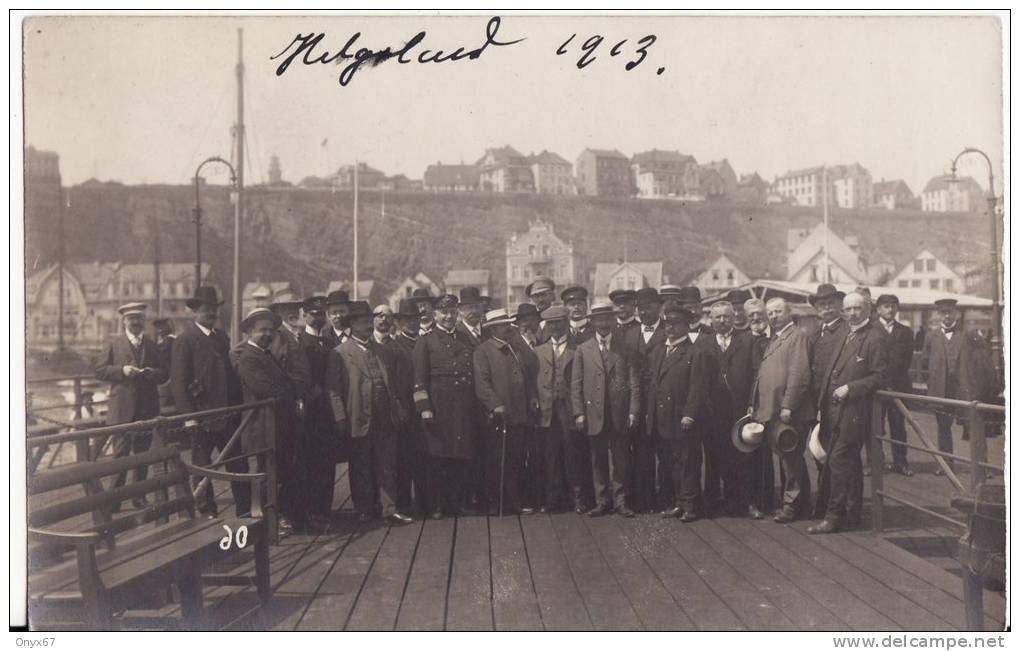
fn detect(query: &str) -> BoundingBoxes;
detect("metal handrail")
[877,389,1005,414]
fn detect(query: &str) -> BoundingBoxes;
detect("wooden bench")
[28,446,272,630]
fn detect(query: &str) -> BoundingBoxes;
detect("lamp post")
[192,156,237,288]
[949,147,1001,355]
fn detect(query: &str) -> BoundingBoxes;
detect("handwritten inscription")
[271,17,664,87]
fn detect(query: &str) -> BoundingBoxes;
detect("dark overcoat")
[326,339,403,439]
[170,322,243,429]
[818,322,889,445]
[473,338,535,427]
[645,338,712,440]
[233,342,297,451]
[95,333,168,425]
[412,327,477,459]
[922,328,997,402]
[880,319,915,392]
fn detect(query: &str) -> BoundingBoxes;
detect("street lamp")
[949,147,1001,354]
[192,156,237,287]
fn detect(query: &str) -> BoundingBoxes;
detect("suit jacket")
[170,322,243,424]
[704,329,755,418]
[95,333,168,425]
[878,319,915,391]
[456,321,483,349]
[473,338,536,426]
[922,327,997,402]
[614,319,640,339]
[534,338,575,428]
[753,323,812,424]
[326,338,403,439]
[233,341,297,450]
[646,338,712,439]
[390,332,419,416]
[623,322,667,395]
[810,319,850,411]
[819,322,889,444]
[268,327,313,399]
[571,334,641,436]
[322,326,350,350]
[568,321,596,347]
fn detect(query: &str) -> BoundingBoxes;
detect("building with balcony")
[506,220,584,311]
[771,163,873,208]
[786,223,869,285]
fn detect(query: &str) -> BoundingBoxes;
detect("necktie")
[718,335,729,352]
[644,325,655,332]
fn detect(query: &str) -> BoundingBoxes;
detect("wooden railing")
[27,399,281,542]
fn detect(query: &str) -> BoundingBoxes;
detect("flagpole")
[353,160,359,300]
[822,166,830,282]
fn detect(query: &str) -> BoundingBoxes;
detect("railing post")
[265,402,279,544]
[153,417,171,524]
[967,402,987,491]
[870,393,885,533]
[73,376,83,421]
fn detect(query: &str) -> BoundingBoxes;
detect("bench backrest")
[28,446,196,550]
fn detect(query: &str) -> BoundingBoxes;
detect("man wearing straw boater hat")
[95,302,169,507]
[646,304,712,521]
[473,307,538,515]
[572,301,641,518]
[750,297,813,524]
[171,286,249,518]
[413,294,479,518]
[233,307,305,536]
[807,292,888,535]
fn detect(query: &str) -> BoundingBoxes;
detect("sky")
[22,14,1005,193]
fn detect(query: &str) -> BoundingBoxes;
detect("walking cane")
[499,419,508,518]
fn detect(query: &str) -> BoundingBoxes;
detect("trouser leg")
[825,437,863,524]
[395,423,413,511]
[426,455,445,513]
[779,424,810,514]
[590,432,612,508]
[372,427,399,517]
[608,429,631,510]
[936,412,956,463]
[408,424,429,514]
[543,422,567,508]
[189,429,217,513]
[629,425,655,511]
[885,402,908,467]
[670,435,703,512]
[522,425,544,508]
[349,436,376,516]
[702,426,723,508]
[565,427,592,508]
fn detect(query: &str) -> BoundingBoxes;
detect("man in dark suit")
[525,276,556,345]
[413,294,479,518]
[510,304,544,510]
[646,305,712,521]
[572,302,642,517]
[676,286,713,349]
[411,288,436,336]
[95,302,169,505]
[744,296,775,512]
[152,317,176,413]
[391,299,427,515]
[705,300,759,517]
[610,289,639,338]
[807,283,849,518]
[455,286,487,508]
[171,286,248,518]
[297,296,337,528]
[875,294,915,476]
[456,286,487,347]
[326,301,413,525]
[808,293,888,534]
[233,307,303,535]
[752,298,813,523]
[533,306,588,513]
[563,286,595,346]
[727,290,753,333]
[322,290,351,349]
[622,287,665,512]
[922,298,998,474]
[473,308,539,515]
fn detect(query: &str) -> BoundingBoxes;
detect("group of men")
[95,271,998,536]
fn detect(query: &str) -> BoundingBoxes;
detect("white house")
[388,272,441,310]
[786,222,870,285]
[890,249,965,293]
[689,254,750,295]
[592,261,663,303]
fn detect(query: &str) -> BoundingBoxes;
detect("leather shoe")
[661,506,682,518]
[773,509,796,524]
[747,505,764,520]
[894,464,914,477]
[679,510,701,523]
[519,506,536,516]
[357,512,374,523]
[574,504,589,515]
[807,519,841,535]
[387,512,414,525]
[615,506,636,518]
[862,466,872,477]
[430,510,444,520]
[587,504,611,518]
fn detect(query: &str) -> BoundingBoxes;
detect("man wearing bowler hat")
[677,287,712,347]
[807,283,848,517]
[323,290,351,349]
[457,287,488,347]
[391,299,428,514]
[511,303,545,509]
[171,286,249,518]
[297,295,337,527]
[622,287,666,512]
[875,294,915,476]
[413,294,479,517]
[526,276,556,344]
[647,305,712,521]
[572,301,642,517]
[562,285,595,346]
[95,302,169,507]
[610,289,639,338]
[512,303,542,351]
[727,289,753,332]
[751,297,813,523]
[326,301,413,525]
[411,288,436,336]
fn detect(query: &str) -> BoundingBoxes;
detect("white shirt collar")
[247,340,266,352]
[436,323,456,335]
[373,330,390,344]
[571,318,590,330]
[125,330,143,346]
[195,321,213,337]
[596,332,612,347]
[850,318,871,334]
[305,324,320,337]
[776,321,795,336]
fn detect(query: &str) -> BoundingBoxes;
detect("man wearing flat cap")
[875,294,916,476]
[322,290,351,349]
[622,287,666,512]
[646,305,712,521]
[526,276,556,344]
[572,301,642,517]
[95,302,169,506]
[171,286,248,518]
[297,295,338,527]
[413,294,479,518]
[610,289,639,338]
[562,286,595,347]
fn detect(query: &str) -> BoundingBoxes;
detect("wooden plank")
[698,518,847,631]
[756,520,954,630]
[395,517,455,631]
[489,515,543,631]
[646,516,796,630]
[584,515,694,630]
[345,520,425,631]
[518,513,592,631]
[721,517,897,631]
[550,512,642,630]
[445,515,494,631]
[297,524,391,630]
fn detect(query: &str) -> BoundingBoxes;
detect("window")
[913,259,924,272]
[930,279,939,289]
[911,279,921,288]
[559,262,567,278]
[529,245,536,257]
[512,265,520,280]
[726,269,735,281]
[944,279,954,292]
[810,265,819,282]
[711,270,720,281]
[616,276,624,289]
[898,280,909,288]
[926,259,936,272]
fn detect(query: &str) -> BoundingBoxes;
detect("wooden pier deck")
[31,412,1007,632]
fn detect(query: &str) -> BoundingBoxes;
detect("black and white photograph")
[11,9,1009,640]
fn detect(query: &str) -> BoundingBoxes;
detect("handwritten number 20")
[219,524,249,550]
[556,34,657,72]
